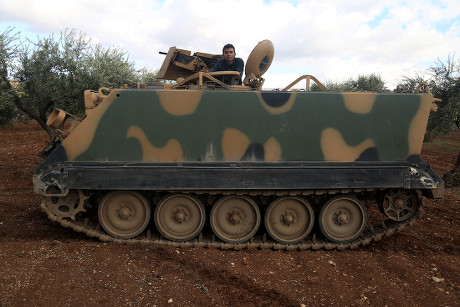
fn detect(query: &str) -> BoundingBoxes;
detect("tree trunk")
[5,82,57,141]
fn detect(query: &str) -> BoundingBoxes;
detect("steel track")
[39,189,423,251]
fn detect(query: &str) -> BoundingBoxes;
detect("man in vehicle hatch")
[211,43,244,85]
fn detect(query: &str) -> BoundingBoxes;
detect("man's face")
[223,48,235,64]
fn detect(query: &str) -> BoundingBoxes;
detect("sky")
[1,0,459,90]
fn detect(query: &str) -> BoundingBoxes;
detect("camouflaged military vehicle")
[33,40,444,250]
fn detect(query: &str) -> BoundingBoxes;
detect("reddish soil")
[0,123,459,307]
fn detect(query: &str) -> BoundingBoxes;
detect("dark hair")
[222,43,235,53]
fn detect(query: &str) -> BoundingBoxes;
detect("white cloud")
[0,0,459,89]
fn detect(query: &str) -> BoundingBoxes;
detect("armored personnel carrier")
[33,40,444,250]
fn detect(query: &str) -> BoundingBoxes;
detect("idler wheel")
[210,196,260,243]
[265,197,314,244]
[98,191,151,239]
[319,195,367,244]
[379,189,419,221]
[154,194,205,242]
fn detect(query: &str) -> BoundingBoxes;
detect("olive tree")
[425,56,460,140]
[399,55,460,141]
[0,28,139,140]
[138,68,163,84]
[0,27,19,127]
[313,73,387,92]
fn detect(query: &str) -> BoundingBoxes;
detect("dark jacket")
[211,58,244,85]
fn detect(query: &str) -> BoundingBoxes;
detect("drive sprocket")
[43,190,86,220]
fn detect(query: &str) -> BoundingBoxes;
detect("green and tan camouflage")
[51,89,434,163]
[33,40,444,249]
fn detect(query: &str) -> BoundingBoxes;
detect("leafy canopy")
[0,28,157,140]
[398,54,460,140]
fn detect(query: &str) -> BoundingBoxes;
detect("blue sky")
[1,0,459,89]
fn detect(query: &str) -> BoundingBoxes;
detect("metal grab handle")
[282,75,327,91]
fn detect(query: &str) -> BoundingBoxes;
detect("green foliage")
[0,92,16,127]
[398,55,460,140]
[0,27,19,126]
[312,73,387,92]
[426,56,460,140]
[0,28,144,138]
[136,68,160,83]
[352,74,387,92]
[86,44,138,90]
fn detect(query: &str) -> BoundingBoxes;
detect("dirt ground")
[0,123,459,307]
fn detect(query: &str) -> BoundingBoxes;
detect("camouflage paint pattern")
[60,89,434,163]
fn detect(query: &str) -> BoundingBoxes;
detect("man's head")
[222,43,235,64]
